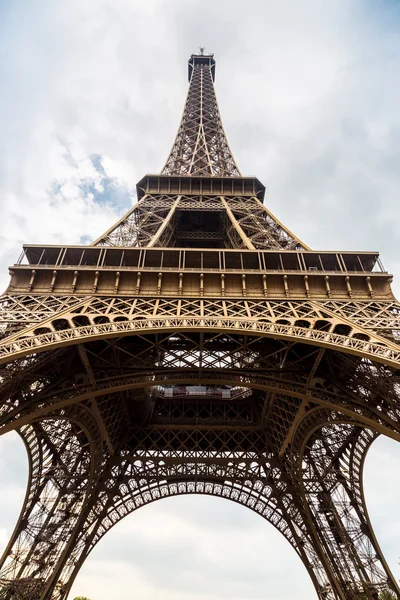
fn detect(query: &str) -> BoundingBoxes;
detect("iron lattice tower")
[0,52,400,600]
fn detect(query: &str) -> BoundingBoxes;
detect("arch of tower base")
[0,418,398,600]
[1,51,400,600]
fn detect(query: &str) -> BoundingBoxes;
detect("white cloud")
[364,436,400,564]
[0,432,27,543]
[68,495,316,600]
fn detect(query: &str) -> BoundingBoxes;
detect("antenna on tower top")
[199,46,205,55]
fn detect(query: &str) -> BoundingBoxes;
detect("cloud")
[0,1,400,599]
[69,495,315,600]
[0,432,27,541]
[364,436,400,564]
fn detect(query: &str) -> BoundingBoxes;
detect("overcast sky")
[0,1,400,599]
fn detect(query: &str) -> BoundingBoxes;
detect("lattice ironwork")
[0,52,399,600]
[162,54,240,177]
[91,193,307,249]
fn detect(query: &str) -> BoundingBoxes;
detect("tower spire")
[162,52,241,177]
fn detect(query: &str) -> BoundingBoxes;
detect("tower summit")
[163,51,238,177]
[1,53,400,600]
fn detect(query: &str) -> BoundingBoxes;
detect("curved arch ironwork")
[2,316,400,369]
[291,410,400,600]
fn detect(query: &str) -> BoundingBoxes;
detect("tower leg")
[296,412,399,599]
[0,405,103,600]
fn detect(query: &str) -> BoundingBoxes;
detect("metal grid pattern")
[162,59,240,177]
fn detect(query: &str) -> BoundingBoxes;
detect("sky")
[0,0,400,598]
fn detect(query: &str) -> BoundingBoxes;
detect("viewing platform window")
[18,246,386,275]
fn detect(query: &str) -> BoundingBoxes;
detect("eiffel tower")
[0,51,400,600]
